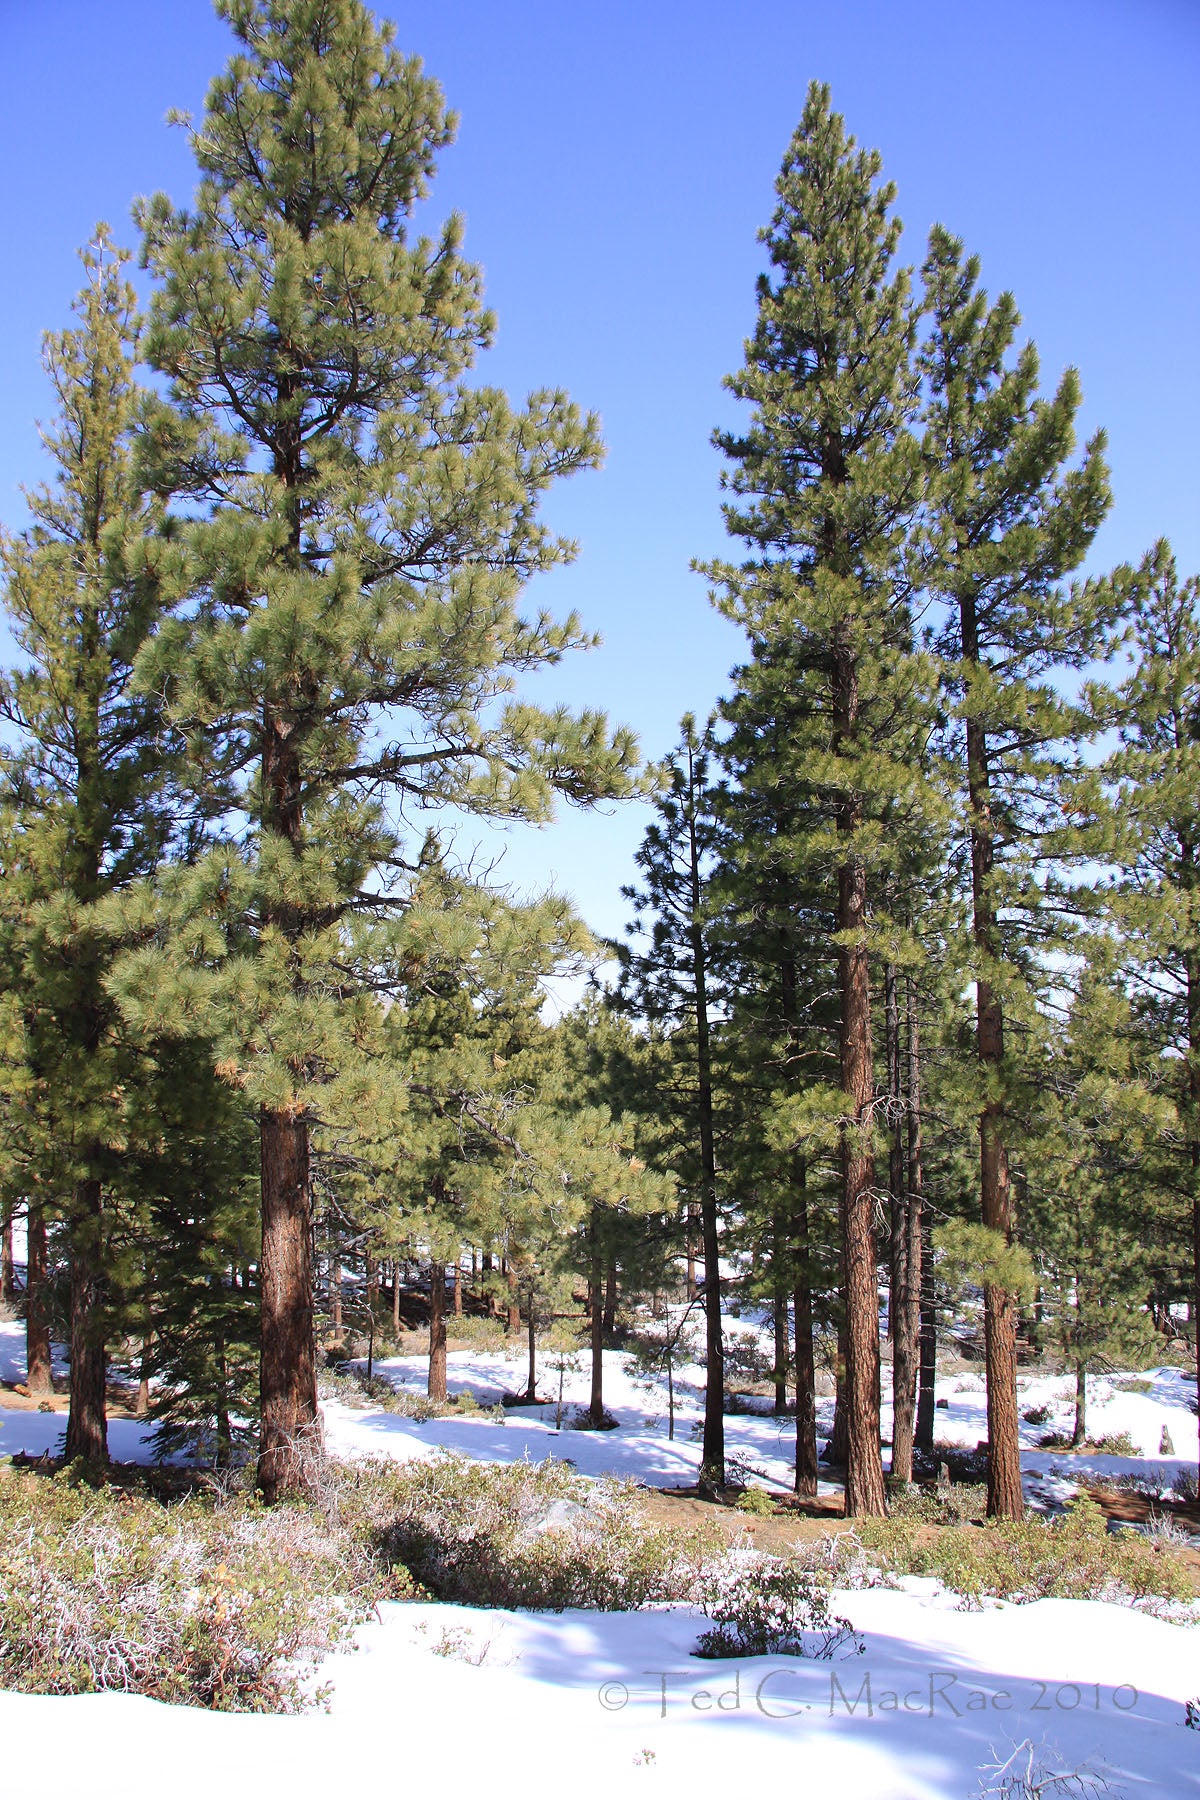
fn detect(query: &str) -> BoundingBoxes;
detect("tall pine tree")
[121,0,638,1500]
[0,231,186,1463]
[919,225,1125,1517]
[701,84,935,1517]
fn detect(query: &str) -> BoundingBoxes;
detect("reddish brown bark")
[65,1176,108,1466]
[428,1260,447,1402]
[885,962,903,1344]
[773,1277,789,1415]
[890,975,923,1484]
[838,854,886,1518]
[602,1258,617,1342]
[25,1204,53,1398]
[257,1108,321,1503]
[1,1208,14,1303]
[915,1202,937,1453]
[137,1331,152,1418]
[453,1255,463,1318]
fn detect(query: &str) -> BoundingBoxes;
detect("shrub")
[851,1497,1197,1612]
[1022,1405,1050,1425]
[1036,1430,1138,1457]
[334,1452,715,1612]
[1173,1468,1199,1504]
[722,1330,775,1388]
[888,1482,988,1527]
[318,1365,443,1419]
[445,1315,510,1353]
[0,1464,394,1710]
[694,1554,861,1660]
[735,1485,777,1518]
[566,1404,619,1432]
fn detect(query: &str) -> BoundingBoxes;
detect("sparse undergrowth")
[1036,1431,1139,1457]
[333,1451,718,1611]
[694,1555,861,1660]
[1,1448,1194,1717]
[848,1493,1199,1612]
[0,1461,402,1710]
[317,1366,502,1422]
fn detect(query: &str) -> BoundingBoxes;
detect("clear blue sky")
[2,0,1198,941]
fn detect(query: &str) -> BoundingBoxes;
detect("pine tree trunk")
[962,597,1024,1522]
[829,617,885,1518]
[838,853,886,1517]
[453,1255,463,1318]
[332,1260,343,1333]
[65,1176,108,1466]
[525,1301,537,1403]
[602,1258,617,1343]
[0,1207,14,1303]
[24,1205,52,1397]
[391,1261,400,1335]
[686,743,724,1496]
[1186,938,1200,1473]
[506,1261,521,1336]
[137,1329,152,1417]
[792,1170,818,1498]
[891,973,923,1484]
[885,961,903,1342]
[258,1107,321,1503]
[1072,1362,1087,1448]
[588,1214,605,1426]
[980,1106,1023,1517]
[915,1202,937,1453]
[773,1274,789,1415]
[428,1259,447,1402]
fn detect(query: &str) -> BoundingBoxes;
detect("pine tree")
[120,0,637,1501]
[701,84,934,1517]
[1023,970,1161,1447]
[919,225,1128,1517]
[0,231,186,1463]
[613,716,727,1491]
[1089,544,1200,1453]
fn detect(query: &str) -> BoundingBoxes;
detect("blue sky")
[2,0,1198,942]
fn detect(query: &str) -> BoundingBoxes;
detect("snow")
[2,1586,1199,1797]
[4,1312,1200,1794]
[321,1340,844,1495]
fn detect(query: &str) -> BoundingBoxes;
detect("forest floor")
[2,1312,1200,1797]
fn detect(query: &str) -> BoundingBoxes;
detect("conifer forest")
[2,5,1200,1794]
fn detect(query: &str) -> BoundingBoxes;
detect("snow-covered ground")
[4,1312,1200,1795]
[2,1581,1198,1798]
